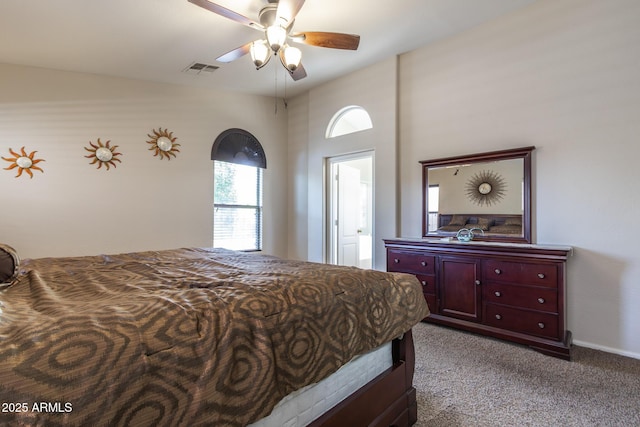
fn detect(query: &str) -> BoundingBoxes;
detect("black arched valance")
[211,128,267,169]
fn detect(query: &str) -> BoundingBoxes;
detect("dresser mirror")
[420,146,535,243]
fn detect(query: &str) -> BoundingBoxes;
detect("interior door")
[337,163,361,266]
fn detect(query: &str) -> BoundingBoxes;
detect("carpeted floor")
[411,322,640,427]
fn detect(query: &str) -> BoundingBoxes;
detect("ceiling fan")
[188,0,361,81]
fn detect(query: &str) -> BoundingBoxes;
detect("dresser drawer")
[484,303,559,339]
[483,260,558,288]
[387,250,435,275]
[416,274,436,295]
[483,283,558,313]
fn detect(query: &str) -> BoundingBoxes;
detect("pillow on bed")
[505,217,522,226]
[447,215,468,226]
[489,225,522,234]
[0,244,20,284]
[466,217,493,231]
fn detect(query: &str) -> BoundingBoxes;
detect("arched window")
[211,129,266,251]
[326,106,373,139]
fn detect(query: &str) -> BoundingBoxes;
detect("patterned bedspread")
[0,248,429,427]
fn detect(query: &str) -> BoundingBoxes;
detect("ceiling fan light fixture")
[266,24,287,52]
[250,40,271,69]
[282,45,302,72]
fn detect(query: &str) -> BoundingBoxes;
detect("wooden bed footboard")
[308,329,418,427]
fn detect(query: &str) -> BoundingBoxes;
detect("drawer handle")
[538,297,545,304]
[495,314,502,320]
[421,281,428,286]
[495,291,502,297]
[421,261,427,266]
[538,322,545,329]
[394,258,399,263]
[494,269,502,275]
[475,280,481,286]
[537,273,545,279]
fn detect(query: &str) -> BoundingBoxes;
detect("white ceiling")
[0,0,537,97]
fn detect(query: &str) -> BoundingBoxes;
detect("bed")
[436,213,523,235]
[0,245,429,427]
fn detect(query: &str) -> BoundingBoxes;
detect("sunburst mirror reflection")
[2,146,45,178]
[465,170,507,207]
[84,138,122,170]
[147,128,180,160]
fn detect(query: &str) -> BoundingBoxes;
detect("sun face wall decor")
[85,138,122,170]
[2,147,45,178]
[465,170,507,207]
[147,128,180,160]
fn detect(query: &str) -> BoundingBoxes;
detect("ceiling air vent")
[183,62,220,75]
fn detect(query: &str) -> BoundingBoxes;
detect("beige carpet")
[411,322,640,427]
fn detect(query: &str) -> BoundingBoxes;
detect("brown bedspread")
[0,248,429,427]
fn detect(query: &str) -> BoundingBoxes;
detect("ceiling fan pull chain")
[284,68,288,109]
[274,61,278,115]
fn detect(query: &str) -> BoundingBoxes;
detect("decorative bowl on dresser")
[384,238,573,360]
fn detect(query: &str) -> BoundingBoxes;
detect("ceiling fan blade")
[276,0,305,26]
[290,62,307,81]
[216,42,252,63]
[291,32,360,50]
[188,0,263,30]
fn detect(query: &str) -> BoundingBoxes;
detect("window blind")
[213,161,263,251]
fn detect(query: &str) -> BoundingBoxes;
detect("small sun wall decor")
[147,128,180,160]
[465,170,507,207]
[84,138,122,170]
[2,146,45,179]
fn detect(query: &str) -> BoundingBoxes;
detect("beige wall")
[286,92,309,261]
[288,57,398,270]
[0,63,288,259]
[397,0,640,357]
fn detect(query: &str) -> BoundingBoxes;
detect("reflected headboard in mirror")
[420,146,535,243]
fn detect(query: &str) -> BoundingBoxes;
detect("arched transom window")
[326,106,373,139]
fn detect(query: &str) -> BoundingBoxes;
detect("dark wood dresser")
[384,238,572,360]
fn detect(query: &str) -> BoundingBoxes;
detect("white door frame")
[326,150,374,267]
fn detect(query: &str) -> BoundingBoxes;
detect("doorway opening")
[327,151,374,268]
